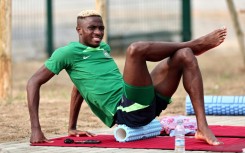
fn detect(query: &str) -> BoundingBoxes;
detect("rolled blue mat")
[114,119,162,142]
[186,95,245,115]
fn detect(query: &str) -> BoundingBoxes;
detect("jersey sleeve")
[44,47,72,75]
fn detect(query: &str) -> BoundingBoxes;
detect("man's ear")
[76,27,80,33]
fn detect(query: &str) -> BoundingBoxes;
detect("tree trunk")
[226,0,245,67]
[0,0,12,101]
[95,0,108,43]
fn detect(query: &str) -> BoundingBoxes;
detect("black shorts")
[115,94,171,127]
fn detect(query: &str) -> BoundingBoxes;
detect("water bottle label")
[175,139,185,146]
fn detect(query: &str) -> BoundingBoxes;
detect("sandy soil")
[0,45,245,143]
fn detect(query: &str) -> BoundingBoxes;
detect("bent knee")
[175,48,197,64]
[126,41,148,57]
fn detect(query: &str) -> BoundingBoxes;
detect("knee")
[126,41,147,58]
[175,48,197,65]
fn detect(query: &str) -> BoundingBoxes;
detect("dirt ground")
[0,46,245,143]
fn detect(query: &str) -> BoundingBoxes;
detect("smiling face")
[76,16,104,48]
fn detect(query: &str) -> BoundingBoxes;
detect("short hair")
[77,10,101,19]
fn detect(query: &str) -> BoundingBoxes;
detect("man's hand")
[30,128,53,143]
[68,129,96,137]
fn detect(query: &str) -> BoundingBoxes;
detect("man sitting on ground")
[27,10,227,145]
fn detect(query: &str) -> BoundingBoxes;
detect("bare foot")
[190,26,227,55]
[195,128,224,145]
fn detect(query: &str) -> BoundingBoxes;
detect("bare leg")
[151,48,222,145]
[123,27,227,145]
[123,27,227,86]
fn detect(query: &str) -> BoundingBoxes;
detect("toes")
[219,33,226,41]
[211,140,224,146]
[221,26,226,30]
[220,35,226,40]
[218,26,227,36]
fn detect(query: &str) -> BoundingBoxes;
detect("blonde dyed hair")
[77,10,101,18]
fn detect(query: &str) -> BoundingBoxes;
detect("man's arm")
[26,65,55,143]
[68,86,95,137]
[68,86,83,131]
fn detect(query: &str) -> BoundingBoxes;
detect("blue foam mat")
[186,95,245,115]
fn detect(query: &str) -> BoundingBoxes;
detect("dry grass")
[0,47,245,143]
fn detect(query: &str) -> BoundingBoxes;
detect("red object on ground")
[209,125,245,138]
[31,125,245,152]
[31,135,245,152]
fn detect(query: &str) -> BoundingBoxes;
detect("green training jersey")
[45,41,123,127]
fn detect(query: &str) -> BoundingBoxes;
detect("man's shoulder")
[100,41,111,52]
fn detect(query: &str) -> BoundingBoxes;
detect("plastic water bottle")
[175,119,185,153]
